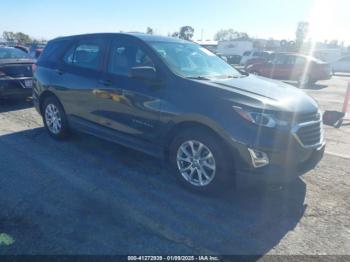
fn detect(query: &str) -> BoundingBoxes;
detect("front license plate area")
[24,80,33,88]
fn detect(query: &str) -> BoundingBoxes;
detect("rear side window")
[39,40,70,64]
[274,55,288,64]
[0,48,29,59]
[243,51,251,56]
[63,38,104,70]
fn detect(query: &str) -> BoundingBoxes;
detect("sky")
[0,0,349,44]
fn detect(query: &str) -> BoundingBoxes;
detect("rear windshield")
[0,48,30,59]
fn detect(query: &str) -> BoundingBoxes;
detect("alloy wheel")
[176,140,216,187]
[45,104,62,135]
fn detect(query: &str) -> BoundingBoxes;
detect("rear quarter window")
[63,39,104,70]
[38,39,71,66]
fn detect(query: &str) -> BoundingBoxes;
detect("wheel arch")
[163,117,238,164]
[39,90,63,115]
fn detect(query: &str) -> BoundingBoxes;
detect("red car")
[246,53,332,87]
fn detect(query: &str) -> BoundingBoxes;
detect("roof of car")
[51,32,189,44]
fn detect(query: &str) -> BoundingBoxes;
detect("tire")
[169,128,235,194]
[42,96,69,140]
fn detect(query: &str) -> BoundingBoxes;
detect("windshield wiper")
[186,76,211,81]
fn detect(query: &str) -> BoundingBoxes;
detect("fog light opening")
[248,148,270,168]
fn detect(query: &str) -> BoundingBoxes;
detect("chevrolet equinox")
[33,33,325,192]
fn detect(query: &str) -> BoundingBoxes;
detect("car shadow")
[284,81,328,90]
[0,128,307,255]
[0,97,33,113]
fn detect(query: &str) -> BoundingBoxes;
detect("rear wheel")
[42,96,69,140]
[169,128,234,193]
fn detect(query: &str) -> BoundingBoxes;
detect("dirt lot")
[0,75,349,255]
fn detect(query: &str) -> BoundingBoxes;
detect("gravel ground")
[0,75,349,256]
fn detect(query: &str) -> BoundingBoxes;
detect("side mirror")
[128,66,157,80]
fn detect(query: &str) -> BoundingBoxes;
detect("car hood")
[206,75,319,113]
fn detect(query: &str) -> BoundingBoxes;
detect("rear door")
[51,36,108,124]
[97,36,165,143]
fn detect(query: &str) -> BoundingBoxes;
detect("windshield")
[150,41,241,79]
[0,48,30,59]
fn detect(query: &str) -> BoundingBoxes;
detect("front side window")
[150,41,241,79]
[274,55,288,65]
[108,41,155,76]
[63,39,103,70]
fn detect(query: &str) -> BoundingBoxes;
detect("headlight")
[233,106,288,128]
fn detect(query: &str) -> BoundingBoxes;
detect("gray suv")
[33,33,325,193]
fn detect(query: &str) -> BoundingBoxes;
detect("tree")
[296,22,309,49]
[2,31,15,42]
[2,31,32,44]
[171,32,179,38]
[214,29,249,41]
[146,27,154,35]
[15,32,31,44]
[179,26,194,41]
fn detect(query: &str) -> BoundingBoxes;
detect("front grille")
[296,122,322,146]
[296,111,321,123]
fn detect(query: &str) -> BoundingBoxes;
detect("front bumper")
[0,77,33,97]
[233,139,325,176]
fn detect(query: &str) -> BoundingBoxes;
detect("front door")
[96,37,165,144]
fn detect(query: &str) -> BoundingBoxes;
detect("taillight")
[32,64,37,73]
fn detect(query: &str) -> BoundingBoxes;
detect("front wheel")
[42,96,70,140]
[169,128,234,193]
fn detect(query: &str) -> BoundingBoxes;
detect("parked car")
[244,52,275,69]
[331,56,350,74]
[33,33,325,193]
[29,44,46,59]
[240,50,273,66]
[0,47,35,98]
[246,53,332,87]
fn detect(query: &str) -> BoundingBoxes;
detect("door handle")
[99,79,112,86]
